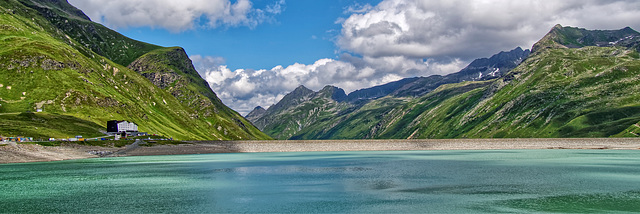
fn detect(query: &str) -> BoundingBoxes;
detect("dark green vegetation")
[250,25,640,139]
[0,0,270,140]
[17,0,161,66]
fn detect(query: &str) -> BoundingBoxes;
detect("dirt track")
[0,143,119,164]
[2,138,640,164]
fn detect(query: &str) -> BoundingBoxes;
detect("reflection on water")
[1,150,640,213]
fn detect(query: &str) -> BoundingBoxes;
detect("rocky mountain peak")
[22,0,92,21]
[318,85,347,102]
[128,47,198,76]
[245,106,267,122]
[467,47,530,69]
[293,85,314,94]
[532,24,640,54]
[266,85,315,113]
[346,77,420,102]
[440,46,531,83]
[127,47,221,109]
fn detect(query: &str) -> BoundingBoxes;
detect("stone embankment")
[136,138,640,155]
[2,138,640,164]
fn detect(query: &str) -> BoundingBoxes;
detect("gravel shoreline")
[2,138,640,164]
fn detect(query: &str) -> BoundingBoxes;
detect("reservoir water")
[2,150,640,213]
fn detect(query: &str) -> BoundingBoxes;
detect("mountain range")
[248,25,640,140]
[0,0,270,140]
[2,0,638,141]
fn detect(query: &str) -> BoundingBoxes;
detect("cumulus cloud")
[338,0,640,61]
[68,0,285,32]
[192,54,463,115]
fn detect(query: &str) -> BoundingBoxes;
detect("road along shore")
[1,138,640,164]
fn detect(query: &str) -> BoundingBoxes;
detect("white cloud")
[68,0,285,32]
[338,0,640,61]
[265,0,285,14]
[192,55,464,115]
[343,3,373,14]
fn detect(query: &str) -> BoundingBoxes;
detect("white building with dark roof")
[107,120,138,133]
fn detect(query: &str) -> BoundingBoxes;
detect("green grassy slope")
[128,47,269,140]
[376,40,640,138]
[391,46,640,138]
[0,0,269,140]
[259,86,353,140]
[614,122,640,137]
[290,96,412,139]
[295,81,491,139]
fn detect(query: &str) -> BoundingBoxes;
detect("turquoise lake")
[2,150,640,213]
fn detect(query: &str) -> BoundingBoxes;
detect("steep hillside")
[128,47,267,139]
[0,0,269,140]
[245,106,266,122]
[305,25,640,139]
[249,86,354,139]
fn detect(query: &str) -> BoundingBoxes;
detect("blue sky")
[107,1,380,70]
[69,0,640,115]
